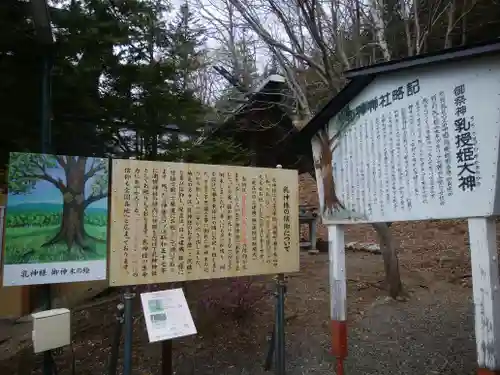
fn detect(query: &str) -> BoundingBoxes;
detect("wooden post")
[328,225,347,375]
[468,218,500,375]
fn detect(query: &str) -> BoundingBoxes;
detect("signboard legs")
[123,289,135,375]
[275,273,286,375]
[328,225,347,375]
[468,218,500,375]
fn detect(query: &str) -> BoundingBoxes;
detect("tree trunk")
[372,222,404,299]
[308,169,404,299]
[42,157,92,251]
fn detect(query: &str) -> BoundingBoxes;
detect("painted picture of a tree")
[312,106,366,222]
[3,153,109,265]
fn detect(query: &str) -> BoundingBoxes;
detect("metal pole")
[275,273,286,375]
[161,340,172,375]
[40,46,53,375]
[123,289,135,375]
[108,303,125,375]
[264,325,276,371]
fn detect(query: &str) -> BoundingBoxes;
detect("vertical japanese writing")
[401,106,412,210]
[251,178,258,260]
[132,168,141,277]
[123,168,131,272]
[234,172,241,271]
[271,176,278,267]
[151,168,159,277]
[439,92,453,197]
[388,113,397,211]
[169,170,177,273]
[368,119,377,216]
[258,174,265,261]
[347,129,355,211]
[338,133,346,204]
[194,171,202,270]
[177,170,185,276]
[203,172,210,273]
[227,171,234,271]
[264,174,272,264]
[160,169,168,273]
[141,168,149,278]
[431,94,445,206]
[186,170,194,274]
[210,172,217,273]
[393,109,404,211]
[362,120,371,215]
[283,185,291,252]
[423,97,435,201]
[219,171,226,272]
[454,84,478,192]
[375,117,384,216]
[381,114,391,208]
[408,103,419,203]
[416,100,427,203]
[241,175,248,270]
[358,125,364,211]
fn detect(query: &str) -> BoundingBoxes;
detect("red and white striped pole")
[328,225,348,375]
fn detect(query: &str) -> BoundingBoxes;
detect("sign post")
[328,225,347,375]
[307,54,500,374]
[468,218,500,374]
[122,289,135,375]
[108,160,301,374]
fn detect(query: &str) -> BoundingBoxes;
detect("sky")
[7,158,108,210]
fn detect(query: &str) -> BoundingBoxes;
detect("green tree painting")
[4,153,109,265]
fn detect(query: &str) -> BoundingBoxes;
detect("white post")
[468,217,500,375]
[328,224,347,374]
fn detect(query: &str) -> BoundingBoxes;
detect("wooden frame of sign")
[108,160,300,286]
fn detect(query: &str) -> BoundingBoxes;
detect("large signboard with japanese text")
[312,54,500,224]
[109,160,300,286]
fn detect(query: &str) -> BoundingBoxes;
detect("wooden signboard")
[109,160,300,286]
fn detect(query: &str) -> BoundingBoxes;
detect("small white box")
[32,308,71,353]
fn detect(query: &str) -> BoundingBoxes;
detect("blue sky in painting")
[8,156,108,210]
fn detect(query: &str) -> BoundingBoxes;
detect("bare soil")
[0,219,483,375]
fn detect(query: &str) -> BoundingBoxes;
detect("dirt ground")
[0,219,480,375]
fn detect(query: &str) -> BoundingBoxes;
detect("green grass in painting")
[4,211,108,265]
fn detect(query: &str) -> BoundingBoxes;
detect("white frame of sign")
[311,53,500,374]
